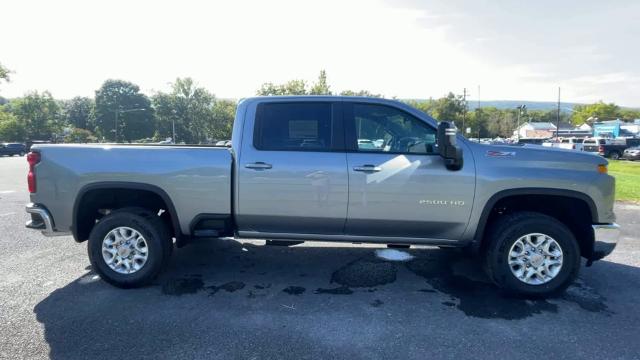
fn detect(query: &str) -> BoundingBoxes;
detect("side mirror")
[437,122,463,171]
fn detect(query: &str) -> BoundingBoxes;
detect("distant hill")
[466,100,580,112]
[404,99,580,112]
[404,99,639,112]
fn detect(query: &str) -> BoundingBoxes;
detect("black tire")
[88,208,172,288]
[609,151,621,160]
[484,211,580,297]
[19,151,25,157]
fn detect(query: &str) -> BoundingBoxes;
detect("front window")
[351,103,437,154]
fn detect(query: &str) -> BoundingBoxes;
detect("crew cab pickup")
[25,96,620,296]
[598,138,640,160]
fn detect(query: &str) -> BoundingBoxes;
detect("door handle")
[245,162,272,170]
[353,165,382,172]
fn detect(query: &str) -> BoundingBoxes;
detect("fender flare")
[71,181,183,242]
[473,187,598,245]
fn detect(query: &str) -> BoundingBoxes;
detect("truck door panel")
[236,101,348,235]
[343,102,475,240]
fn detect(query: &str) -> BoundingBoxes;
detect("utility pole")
[556,87,561,141]
[516,105,526,142]
[462,88,467,133]
[477,85,481,141]
[114,110,118,143]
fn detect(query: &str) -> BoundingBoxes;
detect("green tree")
[309,70,331,95]
[570,101,620,125]
[10,91,62,140]
[210,99,236,140]
[257,79,307,95]
[619,109,640,122]
[0,111,27,141]
[153,77,216,143]
[430,92,465,124]
[64,128,96,143]
[63,96,94,130]
[94,79,154,142]
[0,63,10,84]
[339,89,382,97]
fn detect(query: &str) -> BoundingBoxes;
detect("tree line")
[1,65,639,143]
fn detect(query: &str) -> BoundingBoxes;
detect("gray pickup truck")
[25,96,620,296]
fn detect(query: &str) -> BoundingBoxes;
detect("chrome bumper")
[25,203,69,237]
[591,223,621,261]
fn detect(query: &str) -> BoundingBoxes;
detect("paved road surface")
[1,156,639,359]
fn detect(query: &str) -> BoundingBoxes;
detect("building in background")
[513,122,556,139]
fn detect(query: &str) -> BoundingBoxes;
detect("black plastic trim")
[472,187,599,246]
[72,182,183,243]
[189,213,234,237]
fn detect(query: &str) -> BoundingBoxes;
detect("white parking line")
[0,190,16,194]
[0,212,16,217]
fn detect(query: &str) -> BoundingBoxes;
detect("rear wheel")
[609,151,621,160]
[88,208,172,288]
[484,211,580,297]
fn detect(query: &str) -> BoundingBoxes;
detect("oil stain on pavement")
[331,258,397,288]
[207,281,246,295]
[161,277,205,296]
[405,253,611,320]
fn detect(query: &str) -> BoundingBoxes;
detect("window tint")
[254,103,333,151]
[351,104,437,154]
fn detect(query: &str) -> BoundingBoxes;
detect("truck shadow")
[34,238,638,359]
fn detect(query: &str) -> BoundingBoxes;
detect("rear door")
[236,100,348,235]
[343,102,475,240]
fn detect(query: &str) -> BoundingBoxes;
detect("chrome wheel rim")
[102,227,149,274]
[508,233,563,285]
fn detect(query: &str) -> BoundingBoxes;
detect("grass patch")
[608,160,640,202]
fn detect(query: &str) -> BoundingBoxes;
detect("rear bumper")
[25,203,70,237]
[591,223,621,261]
[622,154,640,160]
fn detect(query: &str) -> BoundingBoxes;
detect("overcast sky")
[1,0,638,106]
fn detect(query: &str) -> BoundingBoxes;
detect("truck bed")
[30,144,233,235]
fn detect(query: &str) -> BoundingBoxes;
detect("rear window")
[254,102,333,151]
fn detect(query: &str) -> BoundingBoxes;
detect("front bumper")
[591,223,621,261]
[25,203,70,237]
[622,153,640,160]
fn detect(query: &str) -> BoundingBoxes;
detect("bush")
[64,128,96,143]
[0,111,27,142]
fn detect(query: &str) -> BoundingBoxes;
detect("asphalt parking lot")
[1,155,639,359]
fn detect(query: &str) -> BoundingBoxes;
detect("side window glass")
[254,103,333,151]
[353,104,437,154]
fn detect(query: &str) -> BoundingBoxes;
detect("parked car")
[598,138,640,160]
[0,143,27,156]
[582,138,612,154]
[622,146,640,161]
[558,138,584,151]
[25,96,619,297]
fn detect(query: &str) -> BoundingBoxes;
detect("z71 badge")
[486,150,516,157]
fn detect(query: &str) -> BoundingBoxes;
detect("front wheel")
[88,208,172,288]
[484,211,580,297]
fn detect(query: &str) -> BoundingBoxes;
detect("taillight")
[572,144,576,149]
[598,145,604,154]
[27,151,40,193]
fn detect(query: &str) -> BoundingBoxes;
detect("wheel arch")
[72,182,183,244]
[474,188,598,258]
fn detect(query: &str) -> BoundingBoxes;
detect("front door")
[236,101,348,235]
[343,102,475,240]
